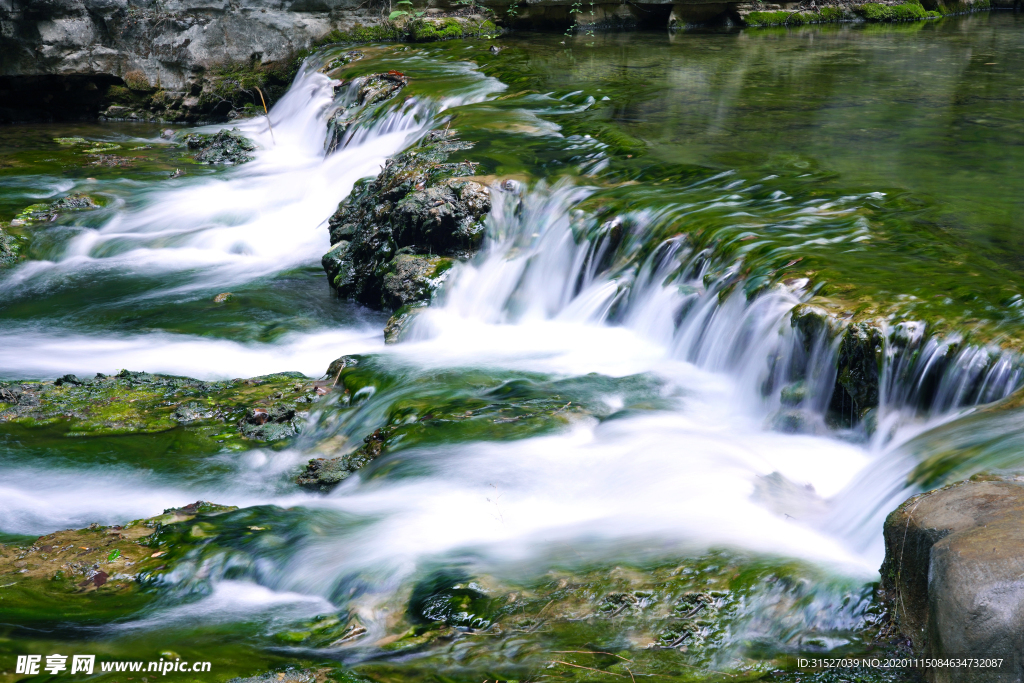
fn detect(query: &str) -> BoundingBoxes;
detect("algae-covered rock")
[383,254,454,310]
[184,129,257,165]
[0,228,17,267]
[0,501,234,624]
[323,129,490,310]
[297,355,663,492]
[383,302,429,344]
[356,550,896,677]
[9,192,100,228]
[0,370,317,442]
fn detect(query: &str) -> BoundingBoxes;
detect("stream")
[2,12,1024,682]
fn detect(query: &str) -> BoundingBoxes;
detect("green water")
[3,12,1024,683]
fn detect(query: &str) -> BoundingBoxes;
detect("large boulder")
[880,477,1024,681]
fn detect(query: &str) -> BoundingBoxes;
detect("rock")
[184,129,257,165]
[880,477,1024,680]
[0,372,315,441]
[384,302,429,344]
[238,404,299,441]
[213,292,234,303]
[297,427,390,491]
[0,229,17,267]
[382,254,454,309]
[9,193,100,228]
[790,303,883,427]
[325,71,407,154]
[322,129,490,310]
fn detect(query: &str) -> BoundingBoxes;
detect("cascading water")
[5,24,1024,679]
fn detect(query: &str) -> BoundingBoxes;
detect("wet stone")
[184,129,256,165]
[322,129,490,311]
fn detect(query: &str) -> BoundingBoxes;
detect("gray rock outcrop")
[881,477,1024,682]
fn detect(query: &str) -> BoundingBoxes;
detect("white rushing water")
[1,50,1020,650]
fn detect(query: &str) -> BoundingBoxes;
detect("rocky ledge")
[880,476,1024,681]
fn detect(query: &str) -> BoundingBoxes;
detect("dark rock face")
[790,304,883,427]
[323,128,490,310]
[184,129,257,165]
[880,478,1024,681]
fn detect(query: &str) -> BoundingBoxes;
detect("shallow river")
[2,12,1024,682]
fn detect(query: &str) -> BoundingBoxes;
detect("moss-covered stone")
[323,129,490,310]
[325,72,408,155]
[0,228,18,267]
[0,370,317,441]
[0,501,234,624]
[856,1,931,20]
[295,355,664,491]
[9,192,100,228]
[184,129,257,165]
[409,17,465,42]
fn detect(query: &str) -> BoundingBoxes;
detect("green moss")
[818,5,847,20]
[744,7,851,26]
[409,18,465,42]
[857,2,929,21]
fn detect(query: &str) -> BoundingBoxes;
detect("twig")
[255,87,276,145]
[551,651,633,662]
[552,661,625,677]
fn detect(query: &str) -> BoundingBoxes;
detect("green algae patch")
[0,502,233,625]
[297,355,667,491]
[0,371,319,441]
[856,2,932,21]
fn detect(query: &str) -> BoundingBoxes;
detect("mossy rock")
[0,371,317,441]
[323,129,489,310]
[856,1,930,21]
[0,502,234,624]
[296,355,665,491]
[184,129,257,165]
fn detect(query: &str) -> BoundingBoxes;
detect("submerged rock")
[323,129,490,311]
[184,129,256,165]
[880,476,1024,679]
[297,355,663,492]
